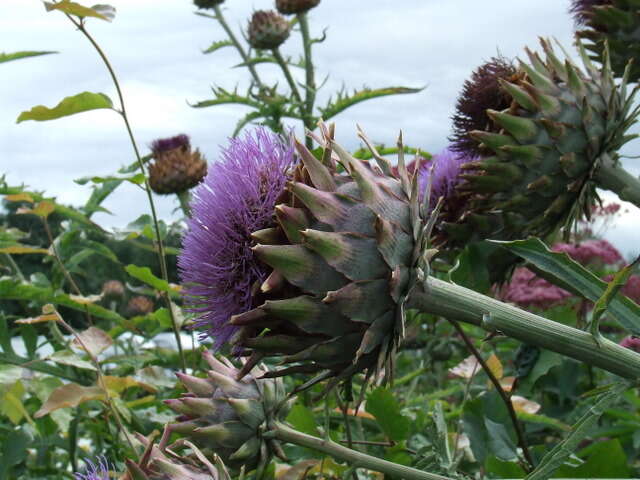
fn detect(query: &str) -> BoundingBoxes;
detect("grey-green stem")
[594,154,640,208]
[408,277,640,380]
[272,48,304,110]
[177,191,191,217]
[272,422,452,480]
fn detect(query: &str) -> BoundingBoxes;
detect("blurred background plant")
[1,1,640,480]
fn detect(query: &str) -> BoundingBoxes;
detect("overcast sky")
[1,0,638,256]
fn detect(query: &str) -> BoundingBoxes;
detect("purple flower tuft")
[620,336,640,353]
[569,0,611,25]
[416,148,473,207]
[178,128,296,348]
[151,134,190,155]
[553,239,623,266]
[74,457,110,480]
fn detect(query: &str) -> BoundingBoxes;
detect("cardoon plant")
[179,124,640,388]
[74,457,110,480]
[446,38,640,246]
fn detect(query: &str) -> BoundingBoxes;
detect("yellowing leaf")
[15,313,59,324]
[486,353,503,380]
[0,246,50,255]
[102,375,156,394]
[43,1,113,21]
[69,293,103,305]
[35,383,105,418]
[49,350,97,371]
[449,355,480,379]
[1,381,26,424]
[72,326,113,357]
[511,395,541,414]
[4,193,34,203]
[17,91,113,123]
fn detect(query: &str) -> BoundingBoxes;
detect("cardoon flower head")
[179,128,295,348]
[416,148,473,207]
[553,239,623,267]
[450,56,517,157]
[74,457,110,480]
[570,0,611,25]
[151,134,190,155]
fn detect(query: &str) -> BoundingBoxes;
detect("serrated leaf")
[1,381,26,424]
[35,383,105,418]
[0,51,57,64]
[203,39,233,54]
[4,193,34,203]
[190,86,261,109]
[49,350,97,371]
[44,1,113,21]
[365,387,411,441]
[125,264,171,292]
[72,326,112,357]
[74,173,145,186]
[319,86,423,120]
[493,238,640,335]
[17,200,55,218]
[17,91,113,123]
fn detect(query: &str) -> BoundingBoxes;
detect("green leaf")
[485,456,526,479]
[17,91,113,123]
[286,403,321,437]
[190,86,261,109]
[74,173,145,186]
[484,418,518,461]
[44,1,114,21]
[0,51,57,64]
[0,428,29,478]
[553,439,630,478]
[449,242,493,294]
[591,258,639,341]
[365,387,411,442]
[125,264,171,292]
[493,237,640,335]
[48,350,97,371]
[319,86,424,120]
[203,39,233,54]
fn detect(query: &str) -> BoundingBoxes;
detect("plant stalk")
[408,277,640,380]
[594,154,640,208]
[213,5,265,90]
[297,12,316,147]
[177,191,191,217]
[2,253,25,282]
[272,422,452,480]
[66,15,186,372]
[272,48,304,109]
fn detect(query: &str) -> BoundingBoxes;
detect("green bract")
[163,352,290,478]
[447,38,640,244]
[229,126,434,393]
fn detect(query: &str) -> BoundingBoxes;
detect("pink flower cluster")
[500,267,573,310]
[552,239,623,267]
[620,336,640,354]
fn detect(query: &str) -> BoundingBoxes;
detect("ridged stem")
[594,154,640,208]
[177,191,191,217]
[272,48,304,109]
[273,422,452,480]
[408,277,640,380]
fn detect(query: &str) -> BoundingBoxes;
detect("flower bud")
[247,11,291,50]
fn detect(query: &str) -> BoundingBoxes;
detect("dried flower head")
[74,457,110,480]
[276,0,321,15]
[178,128,295,348]
[450,56,517,156]
[193,0,225,9]
[247,10,291,50]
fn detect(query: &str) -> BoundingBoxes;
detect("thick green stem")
[2,253,25,282]
[408,277,640,380]
[213,5,264,89]
[594,154,640,208]
[297,12,316,147]
[273,422,452,480]
[66,15,186,372]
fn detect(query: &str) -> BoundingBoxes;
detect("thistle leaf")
[17,92,113,123]
[203,40,233,54]
[0,51,57,64]
[318,86,423,121]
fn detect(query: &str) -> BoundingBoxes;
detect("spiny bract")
[163,352,290,478]
[445,38,639,245]
[572,0,640,82]
[228,125,434,393]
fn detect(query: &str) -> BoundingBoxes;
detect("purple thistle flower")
[416,148,473,207]
[178,128,296,348]
[151,134,190,154]
[74,457,110,480]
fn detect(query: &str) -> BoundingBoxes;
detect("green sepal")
[323,279,392,323]
[227,398,265,429]
[251,227,285,245]
[487,109,538,142]
[499,144,544,168]
[193,421,253,449]
[375,215,413,270]
[301,230,388,281]
[275,205,310,244]
[180,397,220,417]
[253,244,348,294]
[282,333,363,365]
[261,296,353,335]
[518,59,558,94]
[229,436,262,461]
[125,459,150,480]
[356,311,394,359]
[243,334,319,354]
[174,373,214,397]
[499,79,537,111]
[295,139,336,191]
[470,131,516,151]
[289,181,353,225]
